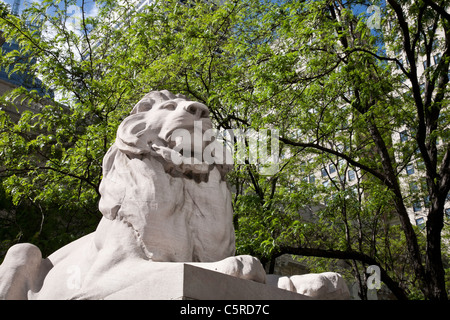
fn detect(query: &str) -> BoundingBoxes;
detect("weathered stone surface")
[105,264,310,300]
[289,272,350,300]
[0,90,349,300]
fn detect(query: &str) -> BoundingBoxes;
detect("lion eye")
[162,102,176,110]
[200,110,209,118]
[186,104,198,115]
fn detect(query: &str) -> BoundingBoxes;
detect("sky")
[1,0,98,17]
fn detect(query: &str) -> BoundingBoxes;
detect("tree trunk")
[363,116,430,297]
[424,194,448,300]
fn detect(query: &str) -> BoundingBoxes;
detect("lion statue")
[0,90,349,300]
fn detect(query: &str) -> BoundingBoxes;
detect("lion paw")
[289,272,350,300]
[192,255,266,284]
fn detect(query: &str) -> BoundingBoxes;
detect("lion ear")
[115,112,151,155]
[130,98,154,115]
[130,90,189,115]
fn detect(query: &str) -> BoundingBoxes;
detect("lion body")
[98,145,236,262]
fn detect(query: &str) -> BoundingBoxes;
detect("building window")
[400,130,408,142]
[406,163,415,175]
[321,168,328,177]
[409,182,418,193]
[300,162,306,173]
[433,53,442,65]
[329,164,336,174]
[416,217,425,229]
[309,174,315,184]
[424,196,430,207]
[413,202,422,212]
[323,180,330,188]
[348,170,356,181]
[420,178,427,191]
[423,60,428,69]
[416,159,425,170]
[445,208,450,218]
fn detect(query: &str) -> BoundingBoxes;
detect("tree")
[233,0,450,300]
[0,0,143,257]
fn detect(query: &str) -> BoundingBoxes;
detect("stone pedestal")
[105,264,310,300]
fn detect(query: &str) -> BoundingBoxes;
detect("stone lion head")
[98,90,235,263]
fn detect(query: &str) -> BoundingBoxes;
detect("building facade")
[0,1,54,122]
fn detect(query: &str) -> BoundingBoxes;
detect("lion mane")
[98,90,235,263]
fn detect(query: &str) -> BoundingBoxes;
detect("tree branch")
[423,0,450,22]
[279,136,391,187]
[0,166,100,196]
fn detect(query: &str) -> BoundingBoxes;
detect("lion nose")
[183,102,210,120]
